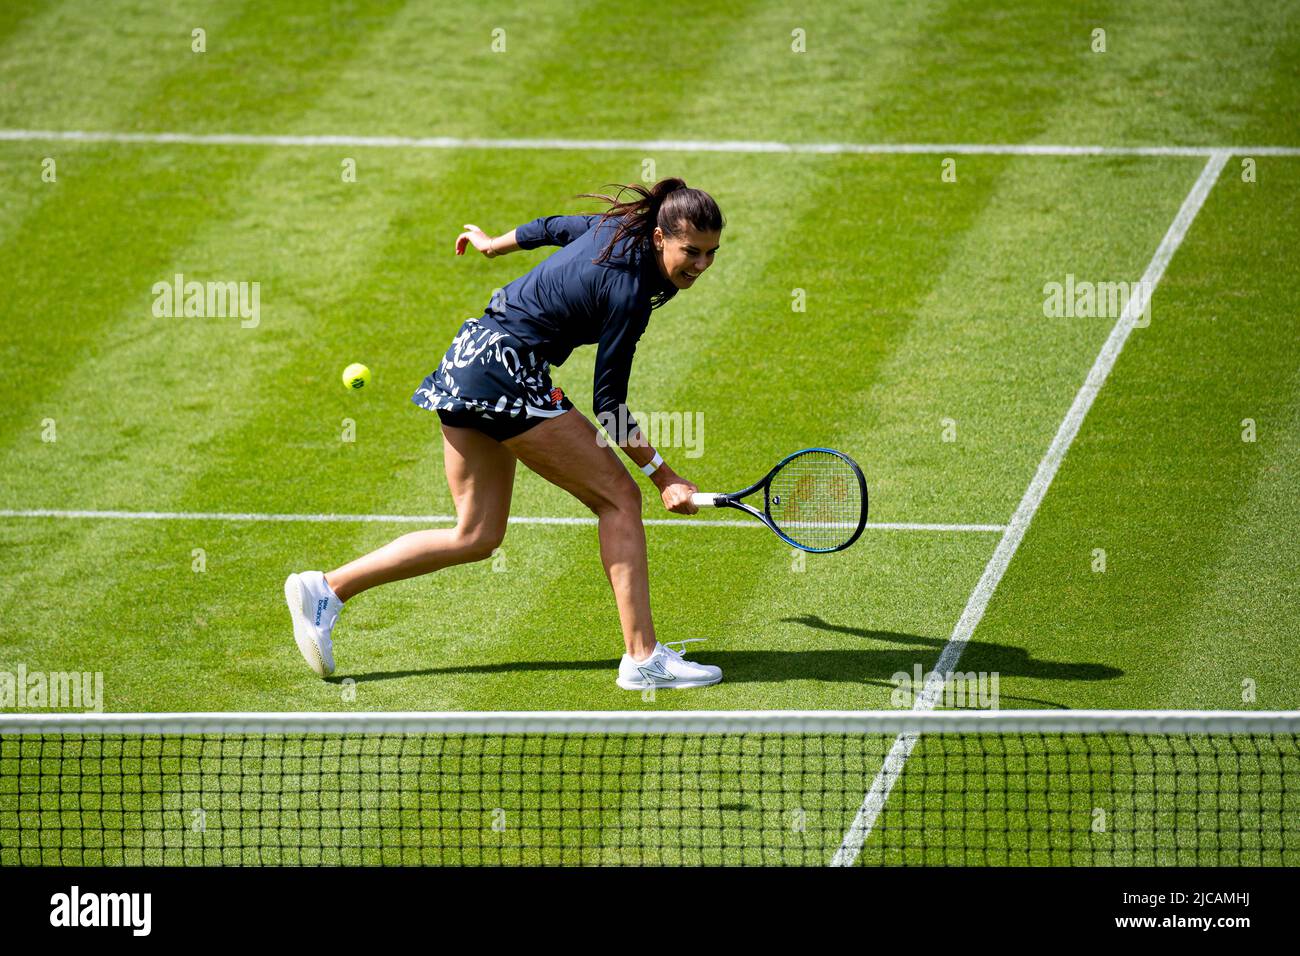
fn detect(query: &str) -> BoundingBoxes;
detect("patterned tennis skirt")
[412,317,573,441]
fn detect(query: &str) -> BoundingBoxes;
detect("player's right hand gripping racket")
[690,447,868,553]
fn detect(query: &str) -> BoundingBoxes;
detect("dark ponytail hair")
[577,178,724,305]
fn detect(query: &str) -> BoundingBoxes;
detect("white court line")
[0,508,1003,533]
[830,150,1232,867]
[1,128,1297,156]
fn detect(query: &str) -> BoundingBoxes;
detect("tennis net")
[2,710,1297,866]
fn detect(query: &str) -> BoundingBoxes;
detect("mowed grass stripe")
[5,2,1300,147]
[0,3,41,51]
[1051,0,1300,147]
[960,158,1300,710]
[0,0,393,251]
[0,0,952,146]
[0,0,405,130]
[0,1,208,128]
[0,520,597,712]
[0,148,50,241]
[0,2,460,648]
[0,0,411,459]
[826,0,1120,146]
[834,156,1209,521]
[0,145,293,652]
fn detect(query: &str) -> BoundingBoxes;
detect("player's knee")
[580,476,639,518]
[607,472,642,517]
[454,524,506,562]
[575,465,641,518]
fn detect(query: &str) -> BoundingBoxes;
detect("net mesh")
[1,713,1296,866]
[765,450,864,551]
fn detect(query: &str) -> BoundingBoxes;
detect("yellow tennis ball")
[342,363,371,390]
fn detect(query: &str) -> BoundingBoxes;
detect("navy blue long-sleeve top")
[477,214,677,435]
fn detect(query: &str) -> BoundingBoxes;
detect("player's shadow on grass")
[771,614,1122,702]
[332,660,610,685]
[335,614,1121,702]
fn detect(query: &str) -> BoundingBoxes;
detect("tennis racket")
[690,447,868,553]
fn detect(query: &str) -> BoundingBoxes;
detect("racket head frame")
[706,446,868,553]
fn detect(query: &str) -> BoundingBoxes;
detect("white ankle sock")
[304,571,342,627]
[319,576,342,605]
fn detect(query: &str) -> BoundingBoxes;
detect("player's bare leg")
[285,424,515,676]
[506,410,720,688]
[505,410,654,658]
[325,424,517,600]
[504,411,722,686]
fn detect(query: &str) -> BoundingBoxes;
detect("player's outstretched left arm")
[455,224,520,258]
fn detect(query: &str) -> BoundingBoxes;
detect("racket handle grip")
[690,493,722,508]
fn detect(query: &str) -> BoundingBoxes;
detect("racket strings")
[767,452,864,550]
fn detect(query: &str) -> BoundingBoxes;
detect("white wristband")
[640,451,665,477]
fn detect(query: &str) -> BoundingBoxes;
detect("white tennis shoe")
[617,640,722,690]
[284,571,341,677]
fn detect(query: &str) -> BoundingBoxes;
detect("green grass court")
[1,1,1298,865]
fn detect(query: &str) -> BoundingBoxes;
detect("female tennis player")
[285,178,725,690]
